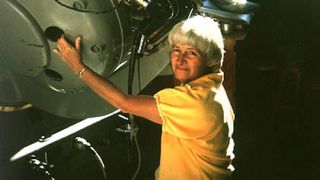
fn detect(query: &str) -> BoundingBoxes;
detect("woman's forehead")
[172,44,200,50]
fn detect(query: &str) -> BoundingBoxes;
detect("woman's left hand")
[53,35,85,74]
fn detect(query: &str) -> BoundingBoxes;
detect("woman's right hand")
[53,35,85,74]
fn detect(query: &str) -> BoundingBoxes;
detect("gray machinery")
[0,0,258,119]
[2,1,259,176]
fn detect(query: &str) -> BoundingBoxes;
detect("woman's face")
[170,44,208,85]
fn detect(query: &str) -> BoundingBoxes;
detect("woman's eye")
[171,48,181,55]
[172,48,180,53]
[188,51,196,55]
[187,50,199,57]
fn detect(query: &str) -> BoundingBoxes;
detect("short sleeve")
[154,86,222,139]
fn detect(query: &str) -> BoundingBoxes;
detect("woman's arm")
[53,35,162,124]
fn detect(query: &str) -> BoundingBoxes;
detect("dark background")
[1,0,320,179]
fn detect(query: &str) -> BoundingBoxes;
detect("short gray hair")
[168,15,225,70]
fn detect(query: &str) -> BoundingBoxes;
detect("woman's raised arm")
[53,35,162,124]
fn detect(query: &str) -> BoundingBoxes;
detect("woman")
[53,15,234,180]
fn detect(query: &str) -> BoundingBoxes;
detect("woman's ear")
[206,51,222,67]
[206,60,215,67]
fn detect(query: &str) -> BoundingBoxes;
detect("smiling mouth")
[176,67,188,71]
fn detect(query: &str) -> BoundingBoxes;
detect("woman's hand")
[52,36,162,124]
[53,35,85,74]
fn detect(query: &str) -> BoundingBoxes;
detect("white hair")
[168,15,225,70]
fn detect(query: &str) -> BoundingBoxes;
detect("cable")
[74,137,108,180]
[127,30,145,180]
[137,51,141,91]
[131,134,142,180]
[90,147,108,180]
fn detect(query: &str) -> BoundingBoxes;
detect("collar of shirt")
[186,72,224,90]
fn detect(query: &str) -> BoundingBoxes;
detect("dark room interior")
[1,0,320,180]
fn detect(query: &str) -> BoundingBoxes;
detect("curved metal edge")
[6,0,51,67]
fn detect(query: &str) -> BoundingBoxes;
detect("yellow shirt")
[154,72,235,180]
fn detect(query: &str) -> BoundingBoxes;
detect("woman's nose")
[177,52,188,63]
